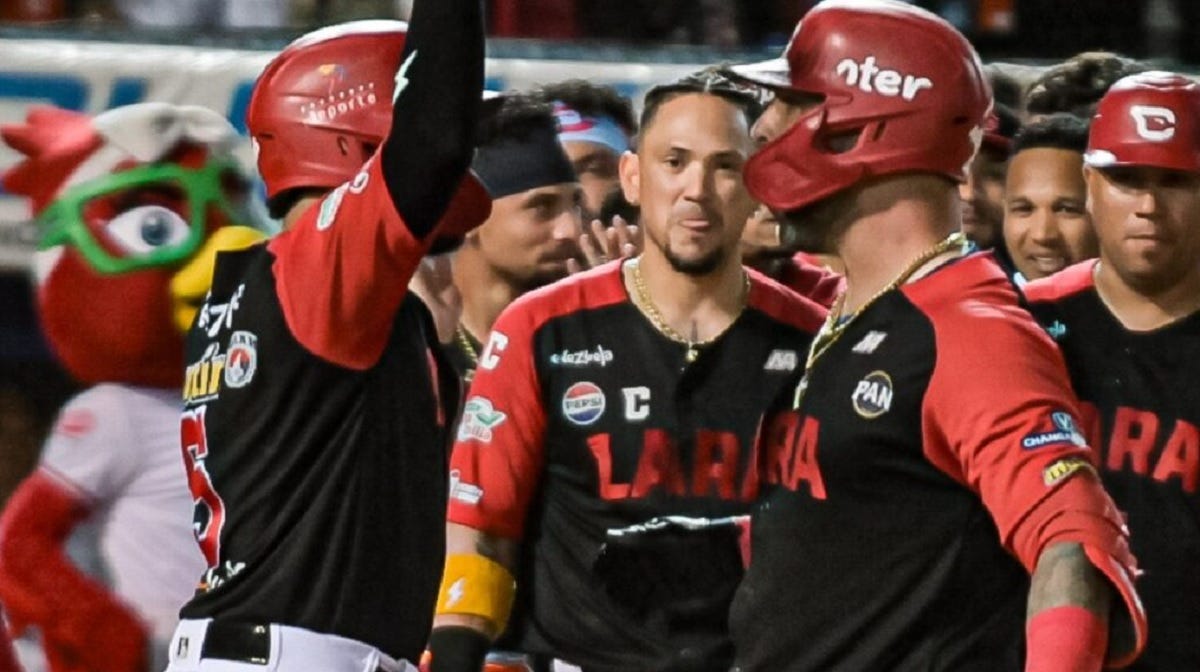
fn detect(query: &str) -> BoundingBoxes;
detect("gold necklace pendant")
[793,374,809,408]
[456,324,479,363]
[630,258,750,365]
[791,232,965,409]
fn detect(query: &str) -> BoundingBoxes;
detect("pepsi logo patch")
[562,381,606,426]
[223,331,258,389]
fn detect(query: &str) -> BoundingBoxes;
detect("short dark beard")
[777,189,858,255]
[518,267,571,292]
[663,243,726,276]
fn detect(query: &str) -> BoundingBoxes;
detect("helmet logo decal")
[299,82,379,124]
[1130,105,1176,142]
[835,56,933,101]
[317,63,349,95]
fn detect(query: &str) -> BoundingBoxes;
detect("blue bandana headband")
[553,102,630,155]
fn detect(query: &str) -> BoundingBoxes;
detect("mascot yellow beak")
[170,226,267,332]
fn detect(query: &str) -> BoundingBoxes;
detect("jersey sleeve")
[446,303,548,540]
[919,300,1102,568]
[268,155,433,370]
[39,385,141,503]
[267,0,487,371]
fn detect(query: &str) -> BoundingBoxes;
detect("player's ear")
[619,149,641,207]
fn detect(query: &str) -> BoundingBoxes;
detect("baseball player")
[445,93,583,384]
[1025,71,1200,670]
[1001,113,1097,284]
[0,103,264,672]
[726,1,1145,670]
[163,1,489,670]
[427,70,827,672]
[536,80,636,224]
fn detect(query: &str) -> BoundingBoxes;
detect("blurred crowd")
[1,0,1199,62]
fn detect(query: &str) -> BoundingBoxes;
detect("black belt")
[200,620,392,671]
[200,621,270,664]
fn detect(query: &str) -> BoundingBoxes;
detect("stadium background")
[0,0,1196,580]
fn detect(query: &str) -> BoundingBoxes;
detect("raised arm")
[380,0,485,238]
[267,0,488,369]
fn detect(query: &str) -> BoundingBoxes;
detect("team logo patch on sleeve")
[449,469,483,505]
[1043,456,1095,487]
[562,381,606,426]
[315,183,347,231]
[223,331,258,389]
[457,397,508,442]
[1022,410,1088,450]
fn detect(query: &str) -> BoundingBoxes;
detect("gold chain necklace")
[455,324,479,363]
[631,258,751,364]
[793,232,967,408]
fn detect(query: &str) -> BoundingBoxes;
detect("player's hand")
[409,254,462,344]
[566,215,640,274]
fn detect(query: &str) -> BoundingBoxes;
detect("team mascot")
[0,103,266,672]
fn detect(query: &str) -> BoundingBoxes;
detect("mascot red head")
[0,104,265,672]
[3,103,265,387]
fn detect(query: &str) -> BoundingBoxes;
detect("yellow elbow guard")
[435,553,517,634]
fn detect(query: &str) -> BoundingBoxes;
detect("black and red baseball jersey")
[176,0,484,659]
[447,261,826,671]
[177,153,463,659]
[731,254,1109,672]
[1026,261,1200,671]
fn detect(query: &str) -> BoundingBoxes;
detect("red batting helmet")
[1084,71,1200,174]
[729,0,992,213]
[247,20,407,207]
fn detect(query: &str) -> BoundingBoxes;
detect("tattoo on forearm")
[1027,541,1112,619]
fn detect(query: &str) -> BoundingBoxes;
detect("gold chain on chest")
[455,324,479,364]
[793,232,967,408]
[631,259,750,364]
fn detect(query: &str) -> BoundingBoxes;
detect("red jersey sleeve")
[447,300,548,540]
[268,155,430,370]
[914,283,1102,571]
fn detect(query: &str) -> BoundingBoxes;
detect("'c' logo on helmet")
[1130,105,1176,142]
